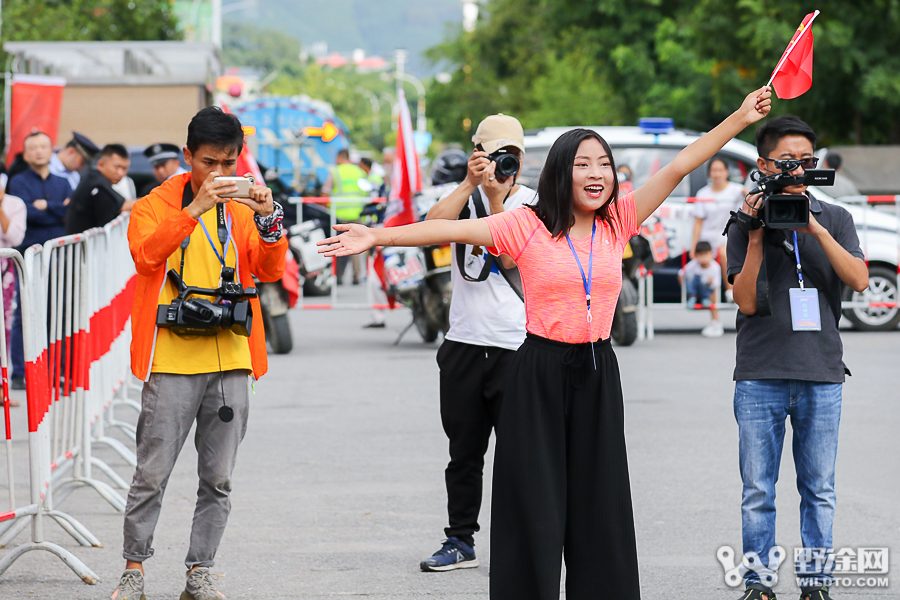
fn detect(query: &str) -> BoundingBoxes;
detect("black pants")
[437,339,515,547]
[490,333,641,600]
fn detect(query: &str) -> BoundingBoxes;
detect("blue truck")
[233,96,351,194]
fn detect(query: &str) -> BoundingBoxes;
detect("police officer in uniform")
[140,143,187,196]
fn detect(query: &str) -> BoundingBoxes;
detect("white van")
[521,124,900,331]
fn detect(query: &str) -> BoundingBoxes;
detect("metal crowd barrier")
[0,215,138,584]
[289,196,394,311]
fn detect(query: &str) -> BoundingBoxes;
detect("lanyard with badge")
[565,219,598,369]
[788,231,821,331]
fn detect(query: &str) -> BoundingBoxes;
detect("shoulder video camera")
[750,160,835,229]
[488,148,520,179]
[156,267,257,337]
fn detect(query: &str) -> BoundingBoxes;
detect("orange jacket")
[128,173,287,380]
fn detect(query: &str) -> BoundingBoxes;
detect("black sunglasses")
[763,156,819,171]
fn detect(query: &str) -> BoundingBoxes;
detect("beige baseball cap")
[472,114,525,154]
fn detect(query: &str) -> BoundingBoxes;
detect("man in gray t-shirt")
[725,116,869,600]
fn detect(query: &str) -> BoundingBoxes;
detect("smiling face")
[757,134,815,195]
[571,138,615,215]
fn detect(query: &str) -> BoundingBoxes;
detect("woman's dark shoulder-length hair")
[530,128,620,238]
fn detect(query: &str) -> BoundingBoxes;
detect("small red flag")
[769,11,818,100]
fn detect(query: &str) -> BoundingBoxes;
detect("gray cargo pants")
[123,370,250,569]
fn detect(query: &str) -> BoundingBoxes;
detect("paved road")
[0,301,897,598]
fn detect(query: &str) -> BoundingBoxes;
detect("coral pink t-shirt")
[485,193,640,343]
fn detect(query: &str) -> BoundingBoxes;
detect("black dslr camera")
[749,160,835,229]
[488,148,520,179]
[156,267,257,337]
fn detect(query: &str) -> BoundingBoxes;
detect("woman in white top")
[690,157,746,297]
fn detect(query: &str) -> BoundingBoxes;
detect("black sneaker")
[739,584,776,600]
[420,537,478,572]
[801,588,832,600]
[10,377,25,390]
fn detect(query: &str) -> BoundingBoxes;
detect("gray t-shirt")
[725,195,864,383]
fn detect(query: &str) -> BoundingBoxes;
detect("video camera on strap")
[156,202,258,337]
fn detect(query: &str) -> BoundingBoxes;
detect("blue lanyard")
[198,211,233,267]
[565,219,597,369]
[792,231,804,291]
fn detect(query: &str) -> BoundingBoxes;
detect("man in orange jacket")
[113,107,287,600]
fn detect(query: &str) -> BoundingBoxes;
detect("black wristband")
[731,210,762,232]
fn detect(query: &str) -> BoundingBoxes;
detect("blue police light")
[638,118,675,135]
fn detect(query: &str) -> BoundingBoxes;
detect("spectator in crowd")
[358,156,383,192]
[49,132,100,191]
[7,131,71,390]
[691,157,746,301]
[0,172,26,406]
[66,144,134,235]
[418,116,534,571]
[824,152,860,198]
[363,147,396,328]
[323,149,369,284]
[377,146,395,199]
[140,143,187,196]
[617,163,634,197]
[678,240,723,337]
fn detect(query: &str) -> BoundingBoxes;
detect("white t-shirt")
[691,181,744,249]
[679,258,722,289]
[444,184,536,350]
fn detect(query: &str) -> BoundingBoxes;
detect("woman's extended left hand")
[739,87,773,126]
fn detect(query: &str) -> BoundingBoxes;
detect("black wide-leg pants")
[490,333,641,600]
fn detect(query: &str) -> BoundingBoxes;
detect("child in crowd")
[679,240,723,337]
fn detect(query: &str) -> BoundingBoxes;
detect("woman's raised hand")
[317,223,377,257]
[739,86,773,126]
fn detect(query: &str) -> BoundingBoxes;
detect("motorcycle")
[290,219,333,297]
[257,245,299,355]
[361,186,454,344]
[381,244,453,343]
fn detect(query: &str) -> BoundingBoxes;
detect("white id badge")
[789,288,822,331]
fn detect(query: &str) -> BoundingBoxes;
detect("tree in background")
[2,0,180,41]
[426,0,900,146]
[223,22,404,151]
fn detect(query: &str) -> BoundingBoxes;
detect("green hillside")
[226,0,462,76]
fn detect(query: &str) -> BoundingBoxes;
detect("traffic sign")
[302,121,339,143]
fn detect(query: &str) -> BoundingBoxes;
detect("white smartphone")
[213,176,255,198]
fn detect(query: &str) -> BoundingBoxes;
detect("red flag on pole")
[6,75,66,168]
[384,89,421,228]
[767,11,819,100]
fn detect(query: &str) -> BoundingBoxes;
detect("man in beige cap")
[419,114,535,572]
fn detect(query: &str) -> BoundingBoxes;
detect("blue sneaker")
[420,537,479,572]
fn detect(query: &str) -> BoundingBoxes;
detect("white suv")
[521,125,900,332]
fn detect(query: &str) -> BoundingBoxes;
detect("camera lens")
[494,153,520,178]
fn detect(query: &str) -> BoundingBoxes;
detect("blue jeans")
[686,274,712,302]
[733,379,842,588]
